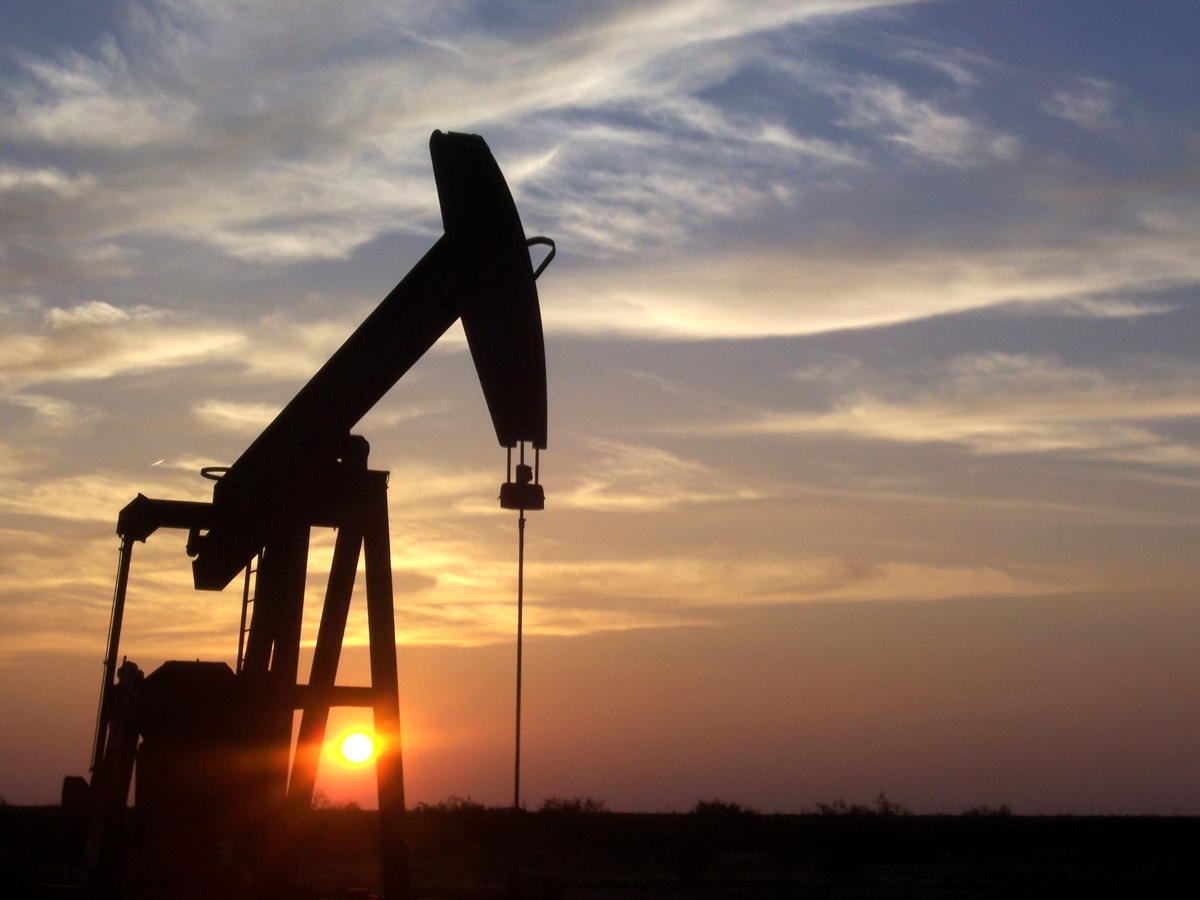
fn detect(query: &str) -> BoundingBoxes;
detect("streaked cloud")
[0,0,962,286]
[4,0,1192,345]
[839,77,1019,166]
[1041,77,1119,131]
[890,41,987,89]
[4,392,99,431]
[0,300,244,392]
[1010,296,1180,320]
[193,398,279,432]
[556,439,763,512]
[731,353,1200,465]
[547,223,1200,338]
[547,555,1066,607]
[379,552,1074,647]
[0,163,95,195]
[0,468,207,523]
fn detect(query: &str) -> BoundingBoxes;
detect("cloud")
[0,467,208,524]
[0,515,246,661]
[890,41,988,89]
[388,551,1072,646]
[233,310,369,380]
[5,0,1182,347]
[0,163,95,195]
[45,299,131,327]
[1041,77,1118,131]
[0,296,425,402]
[555,439,763,512]
[521,104,864,258]
[1,37,196,148]
[0,301,244,392]
[1007,295,1180,320]
[193,399,279,432]
[4,392,100,431]
[728,353,1200,466]
[0,527,122,658]
[521,554,1072,638]
[839,77,1019,166]
[544,218,1200,338]
[0,0,930,271]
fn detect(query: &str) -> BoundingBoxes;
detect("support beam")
[363,471,410,900]
[288,516,364,807]
[91,537,134,776]
[242,521,311,805]
[267,519,311,687]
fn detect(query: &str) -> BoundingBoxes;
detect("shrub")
[961,803,1012,817]
[311,789,360,811]
[538,795,607,814]
[816,792,909,817]
[691,799,755,816]
[415,795,491,814]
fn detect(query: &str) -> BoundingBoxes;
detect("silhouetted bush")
[691,798,756,816]
[537,795,607,814]
[415,794,492,814]
[311,789,360,811]
[817,791,910,817]
[961,803,1013,816]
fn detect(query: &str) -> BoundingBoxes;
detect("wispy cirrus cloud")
[0,163,96,194]
[1041,77,1119,131]
[0,296,425,405]
[546,221,1200,339]
[192,398,278,432]
[0,0,928,272]
[0,301,244,392]
[551,439,764,512]
[507,552,1076,645]
[889,40,989,89]
[5,0,1193,352]
[838,77,1019,166]
[2,40,195,148]
[0,467,206,523]
[1008,296,1181,320]
[384,550,1075,646]
[4,391,100,431]
[728,353,1200,466]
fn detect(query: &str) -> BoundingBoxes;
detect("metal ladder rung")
[235,554,260,673]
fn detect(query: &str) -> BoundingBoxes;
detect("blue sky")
[2,1,1199,813]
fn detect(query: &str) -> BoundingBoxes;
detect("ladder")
[236,552,260,673]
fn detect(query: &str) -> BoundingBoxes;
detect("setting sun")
[339,731,376,765]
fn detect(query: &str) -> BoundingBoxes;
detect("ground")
[4,804,1198,898]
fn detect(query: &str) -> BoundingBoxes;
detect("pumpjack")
[64,131,551,899]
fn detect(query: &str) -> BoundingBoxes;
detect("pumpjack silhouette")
[64,131,551,899]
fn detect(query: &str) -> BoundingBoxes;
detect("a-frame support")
[241,463,409,900]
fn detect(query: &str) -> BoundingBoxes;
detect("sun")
[339,731,376,765]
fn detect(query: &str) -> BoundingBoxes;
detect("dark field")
[4,803,1197,898]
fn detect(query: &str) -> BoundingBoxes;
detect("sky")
[2,0,1199,814]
